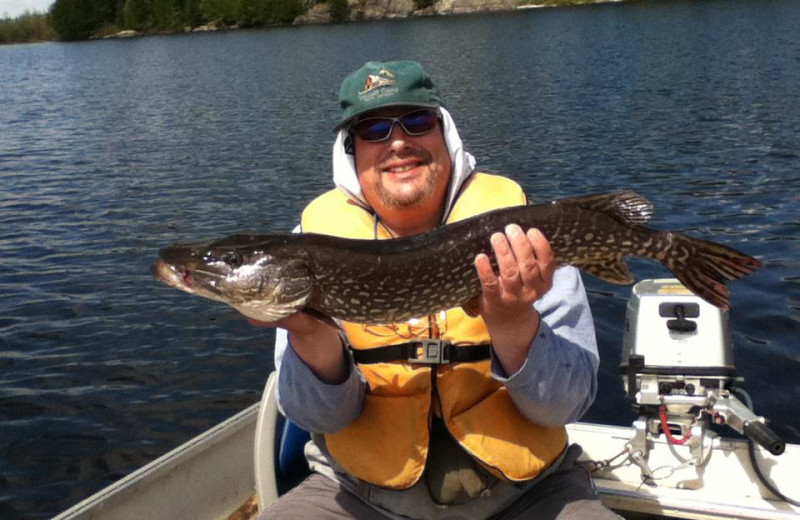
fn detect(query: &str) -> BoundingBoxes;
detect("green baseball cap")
[334,60,442,132]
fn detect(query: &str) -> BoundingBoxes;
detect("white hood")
[331,107,476,223]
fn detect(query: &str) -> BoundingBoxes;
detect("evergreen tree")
[264,0,302,24]
[50,0,112,39]
[152,0,180,29]
[328,0,347,23]
[123,0,181,31]
[0,12,57,43]
[238,0,262,25]
[180,0,204,27]
[123,0,151,30]
[199,0,238,24]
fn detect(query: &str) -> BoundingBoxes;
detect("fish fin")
[461,295,482,318]
[661,232,763,310]
[556,191,654,225]
[573,258,635,285]
[302,308,341,330]
[232,303,301,323]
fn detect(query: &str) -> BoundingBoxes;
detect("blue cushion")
[278,420,311,477]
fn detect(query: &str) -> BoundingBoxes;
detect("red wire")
[659,404,692,445]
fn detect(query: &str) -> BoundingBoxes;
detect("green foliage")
[199,0,238,24]
[123,0,150,29]
[43,0,320,39]
[328,0,348,23]
[153,0,180,28]
[124,0,180,30]
[237,0,266,25]
[264,0,304,24]
[0,12,57,43]
[198,0,304,25]
[412,0,434,9]
[92,23,125,37]
[51,0,97,39]
[50,0,120,39]
[180,0,204,27]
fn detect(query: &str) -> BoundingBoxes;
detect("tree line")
[50,0,329,39]
[0,12,57,43]
[2,0,349,43]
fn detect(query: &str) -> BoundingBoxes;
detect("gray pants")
[259,447,621,520]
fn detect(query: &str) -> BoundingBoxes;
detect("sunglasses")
[350,109,440,142]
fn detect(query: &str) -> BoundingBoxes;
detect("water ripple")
[2,1,799,517]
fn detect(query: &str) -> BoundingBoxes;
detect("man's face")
[352,107,452,211]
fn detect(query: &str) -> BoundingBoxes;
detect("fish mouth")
[152,260,193,290]
[155,242,214,292]
[152,260,230,303]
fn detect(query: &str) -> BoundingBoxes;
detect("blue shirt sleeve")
[274,327,366,433]
[491,266,599,427]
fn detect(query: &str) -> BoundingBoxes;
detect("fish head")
[153,234,314,322]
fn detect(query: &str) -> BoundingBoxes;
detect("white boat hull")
[53,403,259,520]
[55,372,800,520]
[569,421,800,519]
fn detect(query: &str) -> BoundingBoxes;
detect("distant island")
[1,0,624,44]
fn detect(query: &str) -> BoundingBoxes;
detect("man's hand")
[248,312,348,384]
[474,224,556,375]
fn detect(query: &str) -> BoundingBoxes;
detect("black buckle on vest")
[408,339,451,365]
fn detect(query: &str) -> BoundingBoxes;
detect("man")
[255,61,620,520]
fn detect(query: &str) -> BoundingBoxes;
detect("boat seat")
[254,372,313,510]
[278,419,311,477]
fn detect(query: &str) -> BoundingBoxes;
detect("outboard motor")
[619,279,784,482]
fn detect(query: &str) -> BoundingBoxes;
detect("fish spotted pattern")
[153,192,762,323]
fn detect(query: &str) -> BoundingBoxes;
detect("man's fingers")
[504,224,542,286]
[491,231,522,283]
[474,253,499,294]
[527,228,555,284]
[476,226,555,309]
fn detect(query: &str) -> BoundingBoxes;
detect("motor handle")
[743,420,785,456]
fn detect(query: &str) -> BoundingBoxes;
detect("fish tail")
[662,232,763,309]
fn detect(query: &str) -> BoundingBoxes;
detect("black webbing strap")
[352,340,491,365]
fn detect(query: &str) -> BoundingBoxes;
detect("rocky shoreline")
[101,0,623,39]
[297,0,624,25]
[295,0,520,25]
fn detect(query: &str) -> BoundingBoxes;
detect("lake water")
[1,0,799,517]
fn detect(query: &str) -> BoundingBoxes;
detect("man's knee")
[256,475,340,519]
[257,474,389,520]
[555,499,623,519]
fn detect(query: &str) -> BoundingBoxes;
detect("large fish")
[153,191,762,323]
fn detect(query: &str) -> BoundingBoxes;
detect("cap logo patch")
[360,69,398,101]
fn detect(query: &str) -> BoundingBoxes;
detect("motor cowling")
[619,279,784,473]
[620,278,737,415]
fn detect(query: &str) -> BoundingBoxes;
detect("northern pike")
[153,191,762,323]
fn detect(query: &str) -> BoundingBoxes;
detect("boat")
[53,279,800,520]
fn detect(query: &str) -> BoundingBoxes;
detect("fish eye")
[224,251,243,268]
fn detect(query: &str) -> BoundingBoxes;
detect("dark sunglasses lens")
[352,110,438,141]
[400,111,438,135]
[355,119,393,141]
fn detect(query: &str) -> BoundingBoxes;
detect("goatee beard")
[376,169,441,208]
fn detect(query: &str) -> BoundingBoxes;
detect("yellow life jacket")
[300,173,567,489]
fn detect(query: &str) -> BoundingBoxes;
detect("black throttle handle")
[744,420,785,456]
